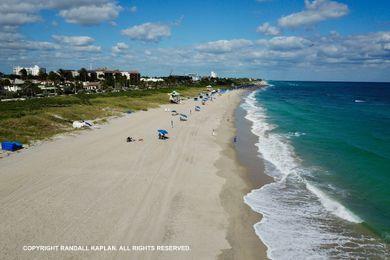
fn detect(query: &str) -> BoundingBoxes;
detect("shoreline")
[215,90,268,259]
[230,90,273,259]
[0,89,267,259]
[234,86,390,258]
[234,94,273,188]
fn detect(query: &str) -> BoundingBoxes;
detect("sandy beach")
[0,90,267,259]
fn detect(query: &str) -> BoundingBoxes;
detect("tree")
[65,71,74,81]
[78,68,88,82]
[114,73,127,89]
[0,78,11,87]
[89,72,97,82]
[20,68,27,80]
[22,81,42,97]
[48,71,60,82]
[38,70,47,81]
[58,69,66,81]
[104,73,114,87]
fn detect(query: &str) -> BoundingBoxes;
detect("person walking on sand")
[171,120,174,128]
[212,129,215,136]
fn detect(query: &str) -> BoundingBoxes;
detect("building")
[141,77,164,83]
[129,71,140,84]
[187,73,200,81]
[121,71,130,79]
[13,65,46,76]
[4,86,22,92]
[82,82,102,91]
[71,70,80,78]
[3,78,25,92]
[38,85,57,94]
[210,71,217,78]
[93,68,123,80]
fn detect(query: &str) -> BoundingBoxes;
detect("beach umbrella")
[158,129,168,135]
[195,106,201,111]
[180,114,188,118]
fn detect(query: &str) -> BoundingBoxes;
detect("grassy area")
[0,86,208,144]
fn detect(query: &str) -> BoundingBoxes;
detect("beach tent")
[1,141,23,152]
[72,121,85,128]
[180,114,188,121]
[72,120,95,129]
[195,106,201,111]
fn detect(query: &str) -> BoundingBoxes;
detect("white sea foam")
[306,182,363,223]
[240,90,385,259]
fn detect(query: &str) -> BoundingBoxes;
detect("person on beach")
[233,136,237,143]
[212,129,215,136]
[171,120,174,128]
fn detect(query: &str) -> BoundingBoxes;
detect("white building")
[187,73,200,81]
[120,71,129,79]
[71,70,80,77]
[210,71,217,78]
[141,77,164,82]
[13,65,46,76]
[4,86,22,92]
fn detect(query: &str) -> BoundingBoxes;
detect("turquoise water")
[242,81,390,258]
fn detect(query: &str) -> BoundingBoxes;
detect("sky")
[0,0,389,81]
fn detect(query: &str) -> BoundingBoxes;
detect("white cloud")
[196,39,253,53]
[50,34,101,53]
[257,22,280,36]
[0,40,58,51]
[52,35,95,46]
[122,23,171,42]
[278,0,349,28]
[72,45,101,52]
[0,13,41,26]
[148,31,390,74]
[59,3,122,25]
[267,36,312,50]
[112,42,129,53]
[0,0,121,27]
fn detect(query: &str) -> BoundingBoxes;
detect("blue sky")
[0,0,389,81]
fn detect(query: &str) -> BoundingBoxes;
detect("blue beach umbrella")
[158,129,168,135]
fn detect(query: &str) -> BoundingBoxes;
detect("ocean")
[241,81,390,259]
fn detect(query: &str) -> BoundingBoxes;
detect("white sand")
[0,90,266,259]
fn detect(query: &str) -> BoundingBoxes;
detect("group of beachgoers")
[126,90,220,143]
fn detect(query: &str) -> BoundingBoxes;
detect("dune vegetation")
[0,86,209,144]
